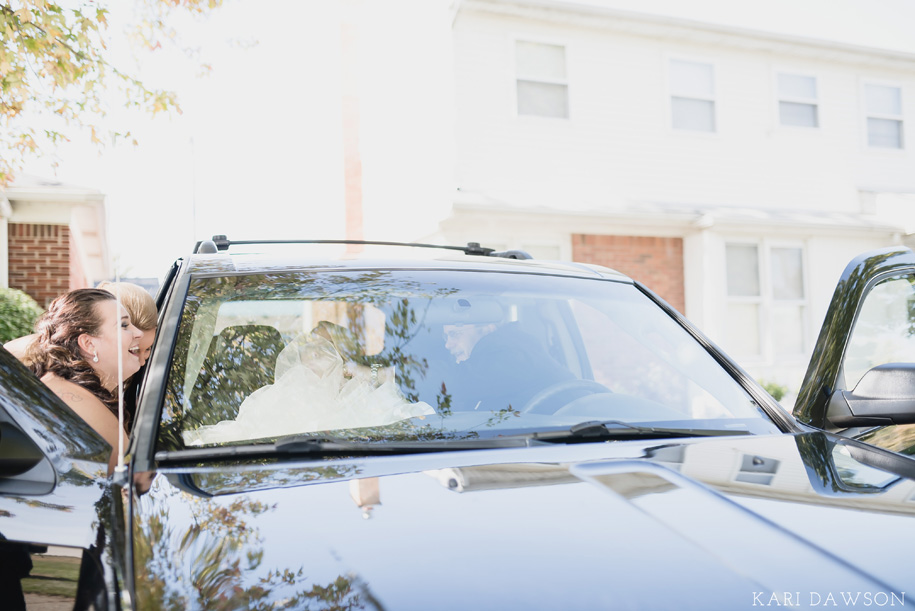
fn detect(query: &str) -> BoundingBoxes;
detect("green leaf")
[0,288,44,343]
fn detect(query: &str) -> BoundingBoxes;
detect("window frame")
[861,79,905,151]
[666,55,718,134]
[775,71,820,129]
[724,240,810,363]
[511,36,571,120]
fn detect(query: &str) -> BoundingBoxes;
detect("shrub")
[760,380,789,402]
[0,288,44,343]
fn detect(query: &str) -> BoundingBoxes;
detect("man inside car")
[442,313,574,412]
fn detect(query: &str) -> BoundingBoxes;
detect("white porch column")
[0,195,10,288]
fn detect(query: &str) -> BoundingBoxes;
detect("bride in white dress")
[183,322,434,446]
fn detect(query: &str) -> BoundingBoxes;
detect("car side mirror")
[827,362,915,427]
[0,417,55,495]
[0,421,45,477]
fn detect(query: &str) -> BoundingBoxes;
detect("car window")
[842,273,915,457]
[571,298,747,420]
[855,424,915,458]
[843,274,915,389]
[157,270,780,451]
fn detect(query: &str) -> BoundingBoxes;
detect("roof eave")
[457,0,915,67]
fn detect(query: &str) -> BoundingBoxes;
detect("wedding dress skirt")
[184,331,434,446]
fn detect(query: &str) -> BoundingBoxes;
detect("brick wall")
[572,234,686,314]
[8,223,71,307]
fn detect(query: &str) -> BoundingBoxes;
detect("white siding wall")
[453,10,915,211]
[449,6,915,399]
[687,230,894,400]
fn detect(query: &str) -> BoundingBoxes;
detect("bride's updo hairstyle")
[28,288,120,416]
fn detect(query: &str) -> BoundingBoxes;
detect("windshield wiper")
[508,420,753,444]
[275,435,535,454]
[154,423,752,463]
[155,435,534,463]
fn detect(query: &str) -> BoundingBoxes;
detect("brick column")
[573,234,686,314]
[8,223,71,306]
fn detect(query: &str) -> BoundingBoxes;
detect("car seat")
[188,324,286,426]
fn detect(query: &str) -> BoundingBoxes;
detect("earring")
[92,353,99,363]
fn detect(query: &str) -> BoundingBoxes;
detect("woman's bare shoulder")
[40,373,123,450]
[41,373,99,405]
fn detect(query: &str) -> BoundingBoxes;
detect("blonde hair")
[96,282,157,331]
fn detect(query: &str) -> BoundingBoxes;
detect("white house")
[1,175,110,306]
[431,0,915,399]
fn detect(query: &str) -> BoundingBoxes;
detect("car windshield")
[157,268,779,451]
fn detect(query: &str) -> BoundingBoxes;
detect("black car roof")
[181,246,633,282]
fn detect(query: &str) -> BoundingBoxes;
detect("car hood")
[131,432,914,610]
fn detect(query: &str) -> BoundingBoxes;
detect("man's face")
[443,323,496,363]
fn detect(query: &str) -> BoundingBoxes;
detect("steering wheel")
[521,379,612,414]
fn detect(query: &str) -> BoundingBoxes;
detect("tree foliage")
[0,0,223,185]
[0,287,43,342]
[759,380,788,402]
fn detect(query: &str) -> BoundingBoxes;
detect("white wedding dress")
[183,331,434,446]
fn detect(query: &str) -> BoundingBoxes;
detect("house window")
[865,83,904,149]
[778,73,818,127]
[669,59,715,132]
[515,41,568,119]
[521,243,560,260]
[725,243,806,359]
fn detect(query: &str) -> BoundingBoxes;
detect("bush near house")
[760,380,789,402]
[0,288,43,343]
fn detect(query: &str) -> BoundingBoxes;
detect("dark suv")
[2,237,915,609]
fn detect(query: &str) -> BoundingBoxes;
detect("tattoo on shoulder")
[62,392,83,403]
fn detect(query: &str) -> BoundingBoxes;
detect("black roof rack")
[193,235,533,260]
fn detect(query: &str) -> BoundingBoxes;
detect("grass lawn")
[21,554,81,598]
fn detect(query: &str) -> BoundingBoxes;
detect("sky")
[16,0,915,281]
[21,0,456,279]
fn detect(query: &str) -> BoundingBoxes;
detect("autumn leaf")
[0,0,227,186]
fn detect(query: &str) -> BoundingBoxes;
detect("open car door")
[0,346,119,608]
[795,246,915,457]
